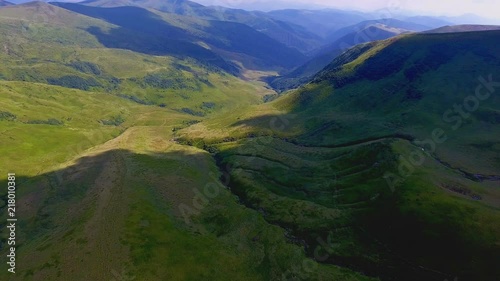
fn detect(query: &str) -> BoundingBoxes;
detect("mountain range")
[79,0,326,53]
[177,29,500,281]
[268,18,433,92]
[1,1,499,281]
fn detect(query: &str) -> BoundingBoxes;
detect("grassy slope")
[0,4,372,281]
[0,83,373,281]
[1,4,498,281]
[178,31,500,280]
[52,2,307,71]
[0,3,272,114]
[290,17,428,77]
[268,25,404,93]
[187,31,500,174]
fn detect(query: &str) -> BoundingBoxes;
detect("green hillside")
[0,3,372,281]
[53,1,308,71]
[267,18,435,93]
[1,2,499,281]
[0,2,275,111]
[268,25,410,92]
[177,31,500,281]
[0,81,375,281]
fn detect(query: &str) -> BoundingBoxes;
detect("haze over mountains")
[0,0,13,6]
[268,18,433,91]
[0,1,499,281]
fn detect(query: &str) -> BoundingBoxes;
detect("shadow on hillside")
[53,3,239,74]
[0,149,213,238]
[228,111,407,147]
[230,113,299,133]
[1,146,499,281]
[86,26,239,74]
[203,20,307,69]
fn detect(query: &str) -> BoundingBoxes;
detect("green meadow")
[0,2,499,281]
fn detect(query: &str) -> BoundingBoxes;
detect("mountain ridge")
[52,1,307,71]
[176,29,500,280]
[80,0,325,53]
[1,2,500,281]
[267,18,428,92]
[425,24,500,33]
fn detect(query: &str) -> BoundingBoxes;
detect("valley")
[0,1,499,281]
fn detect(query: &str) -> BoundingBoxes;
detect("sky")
[192,0,500,19]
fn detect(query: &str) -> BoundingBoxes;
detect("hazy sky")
[192,0,500,19]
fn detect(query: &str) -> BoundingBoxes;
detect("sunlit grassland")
[0,81,134,177]
[0,31,369,281]
[0,113,376,281]
[0,40,268,110]
[0,7,499,280]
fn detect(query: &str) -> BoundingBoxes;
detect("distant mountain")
[0,1,113,29]
[402,16,453,28]
[80,0,324,53]
[53,2,307,71]
[8,0,82,2]
[193,0,329,11]
[82,0,205,13]
[325,18,431,43]
[425,24,500,34]
[79,0,133,6]
[269,19,428,92]
[267,9,370,38]
[440,13,498,25]
[0,0,13,6]
[0,1,272,109]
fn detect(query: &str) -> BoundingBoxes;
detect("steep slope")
[0,1,112,29]
[0,4,375,279]
[0,79,377,281]
[2,3,499,281]
[178,30,500,281]
[306,31,500,167]
[268,19,426,92]
[53,2,307,70]
[0,2,276,114]
[9,1,239,73]
[81,0,325,53]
